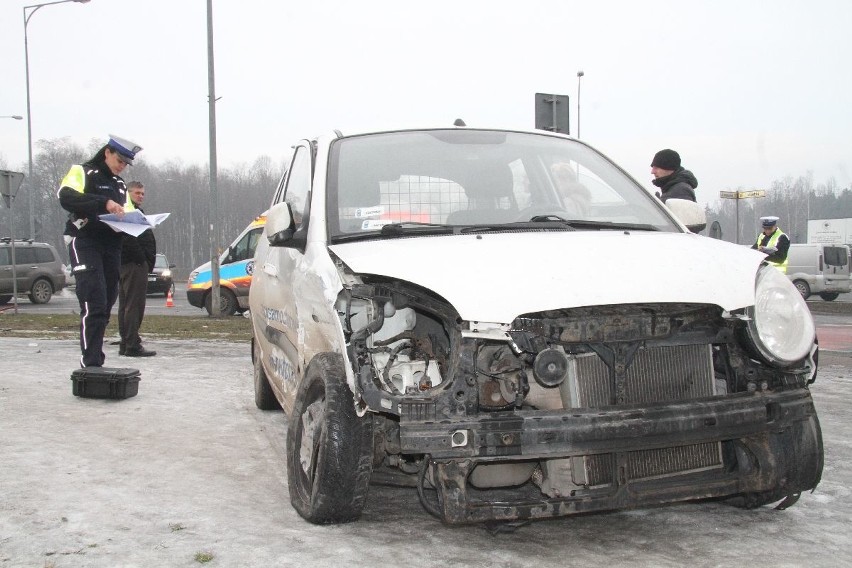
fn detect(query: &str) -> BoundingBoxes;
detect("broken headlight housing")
[745,265,815,367]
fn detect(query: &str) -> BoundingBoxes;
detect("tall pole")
[207,0,221,317]
[23,0,91,241]
[24,6,35,241]
[576,70,584,139]
[736,198,740,245]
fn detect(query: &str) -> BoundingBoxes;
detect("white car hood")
[329,231,765,323]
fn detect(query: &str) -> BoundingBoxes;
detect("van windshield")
[224,227,263,263]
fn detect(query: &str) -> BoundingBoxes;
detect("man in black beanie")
[650,149,698,203]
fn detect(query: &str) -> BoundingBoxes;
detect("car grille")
[570,344,723,485]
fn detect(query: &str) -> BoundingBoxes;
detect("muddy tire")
[205,287,238,316]
[253,339,281,410]
[793,280,810,299]
[28,278,53,304]
[286,353,373,524]
[819,292,839,301]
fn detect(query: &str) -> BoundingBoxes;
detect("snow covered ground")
[1,337,849,567]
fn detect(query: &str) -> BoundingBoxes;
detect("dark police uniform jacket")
[57,158,133,243]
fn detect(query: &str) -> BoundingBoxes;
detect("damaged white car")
[249,127,823,525]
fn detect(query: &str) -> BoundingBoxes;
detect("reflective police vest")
[755,228,788,273]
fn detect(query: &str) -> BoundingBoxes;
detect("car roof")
[0,239,54,248]
[327,124,574,141]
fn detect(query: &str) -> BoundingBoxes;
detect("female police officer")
[58,135,142,368]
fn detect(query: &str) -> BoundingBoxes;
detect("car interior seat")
[445,165,518,225]
[336,175,381,232]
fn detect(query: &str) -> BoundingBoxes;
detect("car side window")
[271,169,288,207]
[283,146,311,227]
[0,248,8,265]
[232,228,263,262]
[35,248,54,263]
[16,248,35,264]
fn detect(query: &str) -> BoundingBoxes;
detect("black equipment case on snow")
[71,367,141,399]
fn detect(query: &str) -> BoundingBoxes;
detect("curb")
[807,301,852,315]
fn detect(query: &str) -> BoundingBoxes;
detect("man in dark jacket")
[118,181,157,357]
[650,149,698,203]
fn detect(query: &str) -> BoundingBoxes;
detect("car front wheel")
[204,288,238,316]
[28,279,53,304]
[286,353,373,524]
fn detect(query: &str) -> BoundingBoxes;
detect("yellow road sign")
[738,190,766,199]
[719,190,766,199]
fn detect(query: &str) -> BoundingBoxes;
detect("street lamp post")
[207,0,221,317]
[576,70,584,139]
[23,0,91,241]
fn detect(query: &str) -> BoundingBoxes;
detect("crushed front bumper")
[399,389,823,524]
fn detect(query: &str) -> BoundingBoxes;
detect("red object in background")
[381,212,432,223]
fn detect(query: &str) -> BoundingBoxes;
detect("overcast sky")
[1,0,850,206]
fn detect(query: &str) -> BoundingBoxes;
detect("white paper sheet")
[99,211,170,237]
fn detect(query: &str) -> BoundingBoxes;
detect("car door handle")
[262,262,278,277]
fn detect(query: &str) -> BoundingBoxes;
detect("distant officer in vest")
[751,216,790,273]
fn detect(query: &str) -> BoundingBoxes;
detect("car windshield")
[154,255,167,269]
[326,129,680,241]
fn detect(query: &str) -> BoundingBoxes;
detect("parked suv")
[249,127,822,526]
[0,239,66,304]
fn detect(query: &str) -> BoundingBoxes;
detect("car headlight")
[188,271,198,283]
[162,269,172,278]
[745,265,815,366]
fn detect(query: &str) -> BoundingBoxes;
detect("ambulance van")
[186,215,265,315]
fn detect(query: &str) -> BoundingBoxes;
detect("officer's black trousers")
[68,236,121,368]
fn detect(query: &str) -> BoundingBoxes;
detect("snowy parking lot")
[1,337,850,567]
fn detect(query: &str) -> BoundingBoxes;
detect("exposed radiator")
[568,344,723,485]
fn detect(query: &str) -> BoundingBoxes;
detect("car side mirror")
[266,201,300,248]
[665,198,707,233]
[169,263,176,269]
